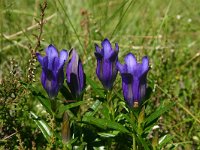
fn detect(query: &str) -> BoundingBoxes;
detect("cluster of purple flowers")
[36,45,85,99]
[36,39,149,108]
[95,39,150,107]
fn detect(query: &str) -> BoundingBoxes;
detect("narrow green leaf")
[90,99,102,110]
[101,0,129,29]
[58,101,86,114]
[98,131,119,138]
[36,93,51,114]
[113,89,124,101]
[86,77,105,97]
[30,111,52,142]
[111,0,135,38]
[145,102,175,126]
[101,104,110,119]
[120,114,137,132]
[137,134,151,150]
[159,134,173,148]
[84,100,102,117]
[83,116,129,133]
[138,106,145,125]
[57,0,84,50]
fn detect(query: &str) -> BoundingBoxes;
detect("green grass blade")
[145,102,175,127]
[83,116,129,133]
[57,0,84,50]
[86,76,105,97]
[30,111,52,142]
[159,134,173,148]
[137,134,151,150]
[111,0,135,38]
[58,101,86,114]
[84,99,102,117]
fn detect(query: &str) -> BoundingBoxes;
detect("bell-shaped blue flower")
[36,44,68,98]
[66,49,85,98]
[117,53,149,107]
[94,38,119,90]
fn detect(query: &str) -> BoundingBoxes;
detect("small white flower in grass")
[152,125,160,130]
[176,15,181,20]
[188,18,192,23]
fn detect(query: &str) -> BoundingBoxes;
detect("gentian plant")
[117,53,149,107]
[8,1,177,149]
[36,44,68,99]
[33,42,172,150]
[94,39,119,90]
[66,49,85,98]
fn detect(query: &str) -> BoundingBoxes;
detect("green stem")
[105,89,115,148]
[48,113,56,149]
[132,134,136,150]
[130,110,137,150]
[106,89,114,120]
[50,97,57,113]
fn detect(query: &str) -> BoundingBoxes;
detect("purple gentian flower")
[66,49,85,98]
[94,38,119,90]
[36,44,68,98]
[117,53,149,107]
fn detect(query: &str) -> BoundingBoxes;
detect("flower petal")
[53,57,60,72]
[102,60,113,88]
[121,73,132,84]
[78,60,85,94]
[42,56,48,70]
[67,73,78,96]
[122,81,133,107]
[132,79,140,102]
[102,38,112,59]
[66,49,78,82]
[57,68,64,89]
[117,61,127,74]
[109,50,118,62]
[71,49,79,74]
[139,75,147,100]
[66,59,72,82]
[124,53,137,74]
[46,44,58,70]
[95,44,101,54]
[41,69,57,98]
[36,52,43,65]
[141,56,149,74]
[94,52,103,60]
[96,59,103,79]
[59,49,68,69]
[115,43,119,52]
[41,70,46,90]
